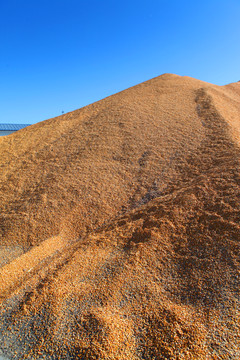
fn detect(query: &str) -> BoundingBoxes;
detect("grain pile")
[0,74,239,359]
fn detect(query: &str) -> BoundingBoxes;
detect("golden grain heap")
[0,74,239,359]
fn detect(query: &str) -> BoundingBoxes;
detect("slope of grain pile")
[0,74,211,250]
[0,74,239,359]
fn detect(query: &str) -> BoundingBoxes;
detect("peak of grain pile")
[0,74,239,359]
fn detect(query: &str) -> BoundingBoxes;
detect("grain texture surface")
[0,74,239,359]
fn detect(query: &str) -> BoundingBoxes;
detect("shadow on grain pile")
[0,74,240,359]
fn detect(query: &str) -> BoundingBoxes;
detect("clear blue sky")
[0,0,240,124]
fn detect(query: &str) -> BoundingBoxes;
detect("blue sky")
[0,0,240,124]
